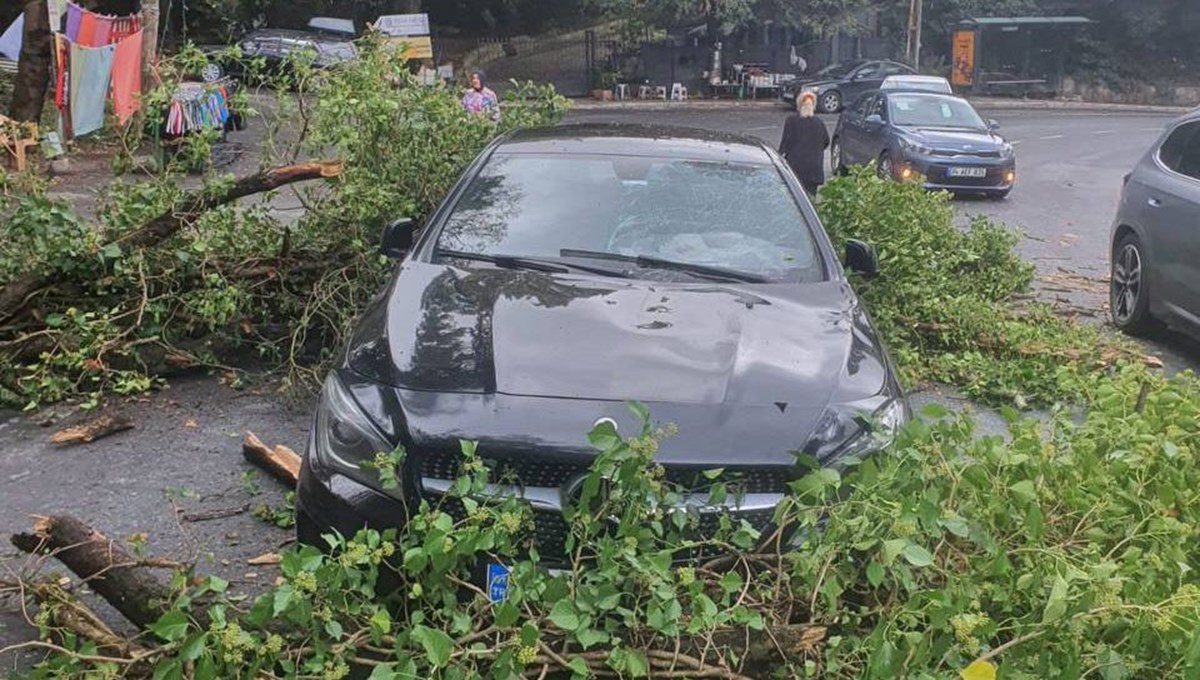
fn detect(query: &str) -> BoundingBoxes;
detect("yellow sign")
[390,36,433,60]
[951,29,975,87]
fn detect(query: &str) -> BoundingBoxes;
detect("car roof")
[497,124,776,165]
[880,90,968,103]
[883,75,946,82]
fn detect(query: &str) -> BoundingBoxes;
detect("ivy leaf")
[411,624,453,667]
[152,658,184,680]
[178,632,207,662]
[624,649,649,677]
[1009,479,1037,503]
[567,656,591,678]
[368,664,400,680]
[148,610,190,643]
[1042,575,1069,623]
[549,599,582,632]
[901,542,935,568]
[575,627,610,649]
[881,538,907,566]
[960,659,997,680]
[866,561,885,587]
[273,584,295,617]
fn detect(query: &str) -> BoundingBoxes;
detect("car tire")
[819,90,842,114]
[1110,232,1160,336]
[830,137,846,176]
[201,60,225,83]
[877,152,895,181]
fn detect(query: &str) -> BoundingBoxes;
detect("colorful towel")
[91,15,112,46]
[64,2,82,41]
[77,11,96,46]
[0,13,23,60]
[69,41,115,137]
[110,31,143,125]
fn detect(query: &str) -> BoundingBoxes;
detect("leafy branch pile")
[0,38,568,410]
[7,365,1200,679]
[817,168,1147,407]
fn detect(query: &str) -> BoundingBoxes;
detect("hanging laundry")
[69,41,115,137]
[76,10,97,46]
[54,35,73,140]
[64,2,82,41]
[164,83,233,137]
[0,13,23,60]
[91,15,113,46]
[110,30,143,125]
[109,15,142,43]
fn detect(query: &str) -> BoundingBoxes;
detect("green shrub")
[818,169,1135,407]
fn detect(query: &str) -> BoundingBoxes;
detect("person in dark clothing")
[778,91,830,197]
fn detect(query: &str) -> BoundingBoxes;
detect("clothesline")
[52,2,144,138]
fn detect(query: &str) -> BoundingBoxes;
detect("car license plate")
[948,167,987,178]
[486,562,509,602]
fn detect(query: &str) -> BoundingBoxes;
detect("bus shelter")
[952,16,1092,96]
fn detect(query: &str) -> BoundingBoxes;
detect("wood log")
[243,431,302,486]
[0,160,342,324]
[10,515,176,629]
[50,415,134,445]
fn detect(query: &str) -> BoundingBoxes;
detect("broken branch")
[243,432,302,486]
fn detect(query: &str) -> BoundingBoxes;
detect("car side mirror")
[381,218,415,259]
[845,239,879,278]
[865,114,883,126]
[987,118,1001,131]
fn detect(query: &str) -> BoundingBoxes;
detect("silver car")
[1110,110,1200,335]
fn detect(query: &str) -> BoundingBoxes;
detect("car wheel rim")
[879,156,892,179]
[823,94,838,111]
[202,63,222,82]
[1112,243,1142,324]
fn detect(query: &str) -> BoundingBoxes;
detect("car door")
[1147,120,1200,319]
[843,62,886,101]
[860,94,891,162]
[840,93,875,165]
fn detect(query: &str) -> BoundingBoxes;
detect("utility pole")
[907,0,923,70]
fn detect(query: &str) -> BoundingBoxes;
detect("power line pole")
[907,0,923,69]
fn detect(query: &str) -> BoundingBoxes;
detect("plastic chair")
[638,85,653,100]
[615,83,629,101]
[670,83,688,101]
[653,85,668,100]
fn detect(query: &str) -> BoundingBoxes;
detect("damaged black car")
[295,124,907,567]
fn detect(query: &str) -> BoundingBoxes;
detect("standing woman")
[778,91,830,197]
[462,70,500,122]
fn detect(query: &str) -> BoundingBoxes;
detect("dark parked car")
[295,125,908,570]
[831,90,1017,198]
[201,18,358,82]
[1109,110,1200,337]
[780,59,915,113]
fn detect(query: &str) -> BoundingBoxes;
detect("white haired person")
[778,90,830,197]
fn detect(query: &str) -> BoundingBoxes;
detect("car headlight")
[800,396,907,467]
[313,372,397,492]
[1000,142,1015,158]
[898,137,935,156]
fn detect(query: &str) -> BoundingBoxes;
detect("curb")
[567,97,1192,116]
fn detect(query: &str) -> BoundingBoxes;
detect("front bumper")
[900,153,1016,192]
[295,448,409,548]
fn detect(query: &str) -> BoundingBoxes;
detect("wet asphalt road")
[0,106,1194,670]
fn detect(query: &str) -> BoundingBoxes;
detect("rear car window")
[1159,121,1200,180]
[437,154,826,282]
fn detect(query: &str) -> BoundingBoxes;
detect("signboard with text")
[374,13,430,37]
[951,29,976,87]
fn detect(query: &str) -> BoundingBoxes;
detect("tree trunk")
[9,0,52,122]
[140,0,158,87]
[11,515,178,629]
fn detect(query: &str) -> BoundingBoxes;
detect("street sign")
[374,13,430,37]
[396,36,434,60]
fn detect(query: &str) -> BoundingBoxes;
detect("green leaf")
[1009,479,1037,503]
[938,515,970,538]
[567,656,591,678]
[178,632,207,662]
[1042,575,1069,623]
[148,610,190,643]
[901,542,935,568]
[325,618,344,639]
[624,649,649,677]
[881,538,906,566]
[152,658,183,680]
[920,402,951,418]
[370,608,393,636]
[866,561,885,587]
[960,660,997,680]
[576,627,610,649]
[411,625,453,667]
[626,401,650,426]
[273,584,295,617]
[368,664,401,680]
[549,599,582,632]
[494,600,520,627]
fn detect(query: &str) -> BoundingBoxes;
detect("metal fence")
[473,25,634,97]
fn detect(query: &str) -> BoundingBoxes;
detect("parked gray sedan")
[1110,110,1200,336]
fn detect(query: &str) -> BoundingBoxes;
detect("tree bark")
[141,0,158,88]
[11,515,177,630]
[243,431,302,486]
[9,0,52,122]
[0,160,342,324]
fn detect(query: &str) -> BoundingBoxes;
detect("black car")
[201,18,358,82]
[832,90,1017,199]
[295,125,907,567]
[780,59,915,113]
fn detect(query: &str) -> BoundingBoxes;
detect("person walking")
[778,91,830,197]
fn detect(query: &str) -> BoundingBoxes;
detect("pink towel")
[110,30,143,125]
[91,15,113,46]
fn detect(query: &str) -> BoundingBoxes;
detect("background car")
[780,59,915,113]
[295,125,907,567]
[201,17,358,82]
[880,74,953,94]
[831,90,1017,199]
[1109,110,1200,337]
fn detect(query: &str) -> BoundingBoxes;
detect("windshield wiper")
[437,249,569,274]
[559,249,768,283]
[437,249,631,278]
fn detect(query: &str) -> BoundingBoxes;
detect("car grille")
[418,451,795,495]
[417,450,793,565]
[930,149,1002,158]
